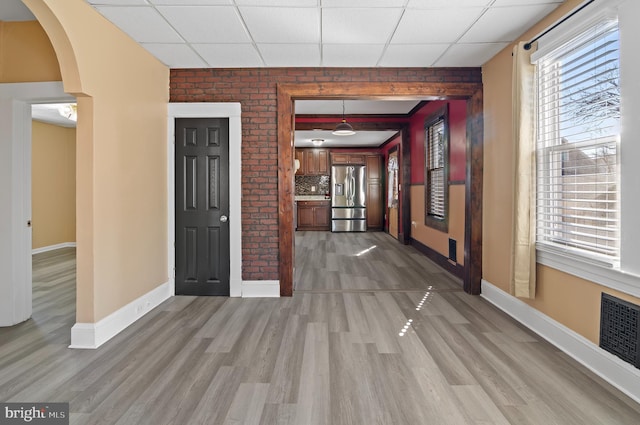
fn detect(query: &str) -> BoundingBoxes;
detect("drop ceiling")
[2,0,564,144]
[77,0,562,69]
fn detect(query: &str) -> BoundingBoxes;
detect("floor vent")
[600,293,640,369]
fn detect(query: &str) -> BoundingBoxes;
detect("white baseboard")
[32,242,76,255]
[242,280,280,298]
[481,279,640,405]
[69,280,173,349]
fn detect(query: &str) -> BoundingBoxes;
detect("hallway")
[0,238,638,424]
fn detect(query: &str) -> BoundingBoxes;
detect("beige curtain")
[511,41,537,299]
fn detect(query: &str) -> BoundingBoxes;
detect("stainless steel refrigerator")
[331,165,366,232]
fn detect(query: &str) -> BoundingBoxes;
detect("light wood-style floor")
[1,237,639,424]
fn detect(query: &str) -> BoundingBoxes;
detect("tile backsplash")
[296,175,330,195]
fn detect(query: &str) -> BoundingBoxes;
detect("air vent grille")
[600,293,640,369]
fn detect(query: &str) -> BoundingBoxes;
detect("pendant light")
[332,100,355,136]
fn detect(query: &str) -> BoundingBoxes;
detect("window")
[425,106,449,232]
[535,17,620,266]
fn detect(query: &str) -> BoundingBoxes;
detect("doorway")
[167,103,248,298]
[0,82,76,327]
[387,147,400,239]
[277,83,484,296]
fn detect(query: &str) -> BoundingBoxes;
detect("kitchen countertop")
[295,195,330,201]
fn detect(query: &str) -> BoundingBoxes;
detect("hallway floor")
[0,236,639,424]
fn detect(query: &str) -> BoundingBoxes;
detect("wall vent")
[600,293,640,369]
[448,238,457,262]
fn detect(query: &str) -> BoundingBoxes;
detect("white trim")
[481,279,640,405]
[69,280,173,349]
[167,103,245,298]
[242,280,280,298]
[32,242,76,255]
[531,0,621,62]
[0,82,74,327]
[537,248,640,299]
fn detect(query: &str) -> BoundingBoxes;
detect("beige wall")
[32,121,76,249]
[23,0,169,323]
[0,20,61,82]
[482,0,640,344]
[411,184,465,266]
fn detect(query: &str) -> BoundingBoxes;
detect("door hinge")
[172,267,176,278]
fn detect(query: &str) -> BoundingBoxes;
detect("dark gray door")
[175,118,230,296]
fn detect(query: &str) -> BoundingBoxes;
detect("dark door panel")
[175,118,230,296]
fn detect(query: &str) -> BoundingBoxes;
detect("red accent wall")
[409,99,467,184]
[170,68,481,281]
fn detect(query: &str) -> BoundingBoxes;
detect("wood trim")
[401,127,411,245]
[423,105,449,234]
[295,121,407,131]
[277,84,295,297]
[277,81,483,297]
[409,238,464,280]
[464,88,483,295]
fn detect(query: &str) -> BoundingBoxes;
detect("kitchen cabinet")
[330,152,366,165]
[297,200,330,230]
[295,148,329,175]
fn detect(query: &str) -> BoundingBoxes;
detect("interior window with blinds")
[424,107,449,232]
[535,18,620,265]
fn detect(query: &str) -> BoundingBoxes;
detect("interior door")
[175,118,230,296]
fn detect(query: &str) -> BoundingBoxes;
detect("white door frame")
[167,103,247,297]
[0,82,75,326]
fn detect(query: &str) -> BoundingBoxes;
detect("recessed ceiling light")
[311,138,324,146]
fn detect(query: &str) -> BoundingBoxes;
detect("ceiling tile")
[322,8,403,44]
[406,0,492,7]
[157,6,250,43]
[434,42,508,66]
[149,0,230,4]
[322,44,385,67]
[88,0,149,4]
[193,44,263,67]
[460,4,559,42]
[236,0,317,5]
[141,43,208,68]
[240,7,320,43]
[94,6,182,43]
[391,8,483,44]
[321,0,406,7]
[379,44,450,67]
[258,44,320,67]
[492,0,562,6]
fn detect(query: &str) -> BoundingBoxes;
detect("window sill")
[536,245,640,299]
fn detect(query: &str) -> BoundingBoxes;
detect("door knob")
[220,215,228,223]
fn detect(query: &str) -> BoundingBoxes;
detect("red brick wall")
[170,67,482,281]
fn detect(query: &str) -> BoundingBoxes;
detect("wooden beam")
[464,88,483,295]
[277,84,294,297]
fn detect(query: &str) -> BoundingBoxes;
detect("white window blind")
[427,118,445,219]
[535,18,620,265]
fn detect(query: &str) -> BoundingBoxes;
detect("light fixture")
[58,103,77,122]
[311,138,324,146]
[332,100,355,136]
